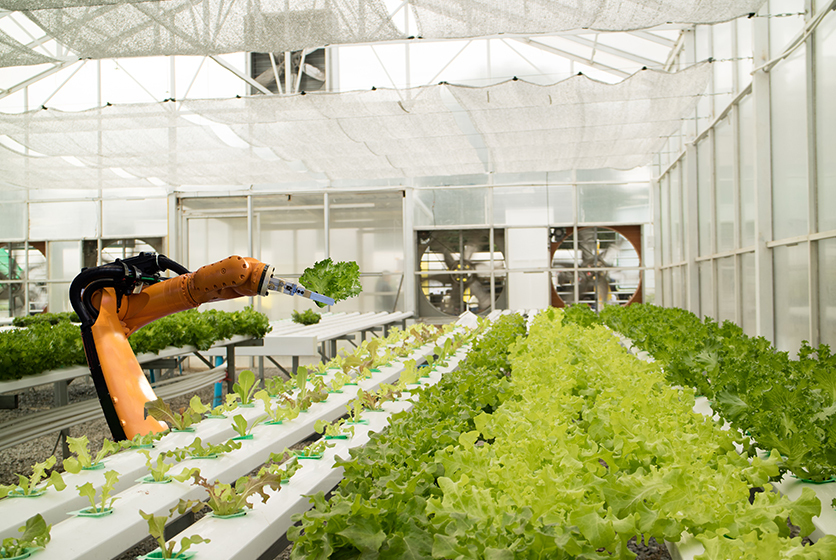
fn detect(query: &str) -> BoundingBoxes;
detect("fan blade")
[466,276,492,308]
[302,63,326,82]
[577,228,598,265]
[462,242,477,263]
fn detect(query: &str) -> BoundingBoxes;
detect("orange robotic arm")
[70,254,276,441]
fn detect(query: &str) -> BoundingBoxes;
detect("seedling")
[346,400,366,424]
[167,437,242,461]
[231,413,266,439]
[376,383,402,404]
[330,370,351,391]
[187,395,211,416]
[0,514,51,558]
[295,439,333,459]
[357,389,383,411]
[138,450,174,483]
[340,355,361,375]
[139,510,209,559]
[0,456,66,498]
[265,450,302,481]
[207,394,240,417]
[63,436,121,473]
[121,432,162,449]
[397,359,419,387]
[314,418,355,440]
[76,470,119,514]
[174,469,281,517]
[232,369,260,406]
[291,367,312,410]
[145,398,201,432]
[264,376,293,397]
[255,390,297,424]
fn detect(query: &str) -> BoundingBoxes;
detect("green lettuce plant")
[298,259,362,308]
[138,450,175,483]
[314,418,354,440]
[76,470,119,514]
[0,514,51,558]
[167,437,242,461]
[291,309,321,325]
[264,376,293,397]
[255,390,298,423]
[139,510,209,559]
[0,456,65,498]
[231,413,266,438]
[145,398,201,432]
[265,450,302,481]
[63,436,121,473]
[232,369,260,406]
[174,469,281,517]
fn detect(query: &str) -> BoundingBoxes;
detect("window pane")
[697,138,713,256]
[0,189,25,240]
[30,201,98,240]
[660,176,670,266]
[820,238,836,345]
[700,260,714,319]
[773,243,809,354]
[717,256,736,323]
[578,183,650,224]
[103,198,168,237]
[547,185,574,224]
[671,266,683,309]
[741,252,757,336]
[739,95,756,247]
[670,164,682,263]
[817,11,836,232]
[493,186,548,226]
[715,116,735,252]
[770,45,808,240]
[414,188,488,227]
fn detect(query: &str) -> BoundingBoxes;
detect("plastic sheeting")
[6,0,765,66]
[410,0,766,37]
[449,63,710,172]
[0,29,57,68]
[0,64,709,190]
[21,0,401,60]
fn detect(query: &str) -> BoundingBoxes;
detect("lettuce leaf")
[299,259,362,308]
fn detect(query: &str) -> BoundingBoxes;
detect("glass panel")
[329,192,404,312]
[47,282,72,315]
[715,115,735,253]
[820,239,836,346]
[712,22,735,111]
[773,243,809,354]
[30,201,98,240]
[48,241,81,282]
[575,168,650,183]
[739,95,756,247]
[699,260,714,319]
[697,137,713,256]
[736,19,754,89]
[817,12,836,232]
[660,176,670,266]
[770,45,808,240]
[717,256,736,323]
[102,198,168,237]
[414,188,488,227]
[493,186,548,226]
[578,183,650,224]
[670,165,682,264]
[741,252,757,336]
[0,189,25,240]
[671,266,682,309]
[662,268,672,307]
[547,185,574,224]
[770,0,806,56]
[0,243,25,317]
[643,269,655,305]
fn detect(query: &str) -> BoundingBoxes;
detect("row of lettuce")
[564,303,836,483]
[1,321,465,559]
[0,307,271,382]
[289,310,836,559]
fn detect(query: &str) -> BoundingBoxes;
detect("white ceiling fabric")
[410,0,766,37]
[5,0,765,66]
[0,29,58,67]
[0,64,708,190]
[448,63,710,172]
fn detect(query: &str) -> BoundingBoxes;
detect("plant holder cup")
[794,475,836,484]
[265,420,284,425]
[206,414,227,419]
[346,419,370,425]
[82,461,106,471]
[369,368,381,373]
[325,435,350,440]
[281,478,291,485]
[171,427,196,433]
[188,454,219,460]
[295,453,323,460]
[238,403,255,408]
[328,389,343,394]
[7,488,47,498]
[211,509,247,519]
[136,474,173,484]
[3,547,37,560]
[138,550,196,560]
[344,382,359,386]
[71,507,114,518]
[130,443,155,449]
[232,434,254,441]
